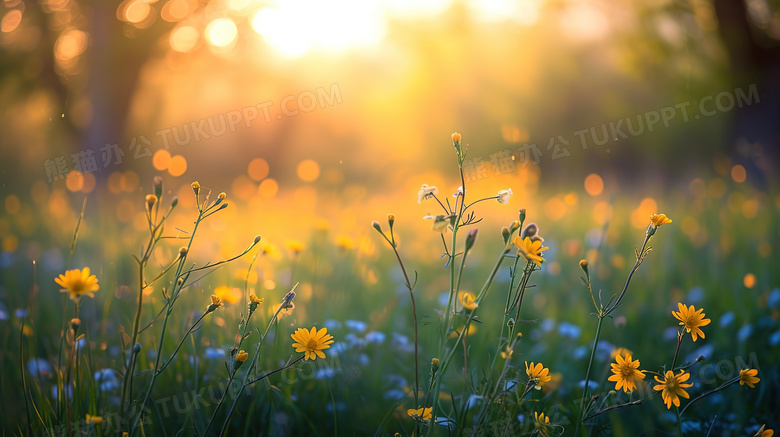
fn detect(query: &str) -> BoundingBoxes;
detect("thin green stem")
[679,376,740,416]
[217,296,290,433]
[576,315,604,437]
[157,311,209,375]
[426,242,510,436]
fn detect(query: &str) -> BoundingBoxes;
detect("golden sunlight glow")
[206,18,238,48]
[559,4,609,42]
[251,1,386,57]
[383,0,453,18]
[170,25,200,53]
[467,0,539,25]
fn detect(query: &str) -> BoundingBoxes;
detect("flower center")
[306,339,319,351]
[70,279,87,293]
[621,365,634,378]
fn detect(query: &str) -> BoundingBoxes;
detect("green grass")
[1,169,778,437]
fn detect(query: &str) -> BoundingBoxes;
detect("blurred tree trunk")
[712,0,780,179]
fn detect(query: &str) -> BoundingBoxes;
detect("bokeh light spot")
[258,178,278,197]
[153,149,171,171]
[248,158,270,181]
[630,198,657,229]
[743,273,756,288]
[1,10,22,33]
[5,195,21,214]
[66,170,84,192]
[169,25,200,53]
[125,0,151,24]
[205,18,237,48]
[167,155,188,177]
[297,159,320,182]
[544,197,566,220]
[81,172,96,193]
[731,164,746,183]
[122,171,140,193]
[688,178,706,197]
[741,199,758,219]
[584,174,603,196]
[232,175,256,200]
[55,29,88,62]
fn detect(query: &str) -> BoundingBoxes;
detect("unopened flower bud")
[179,247,188,257]
[387,214,395,228]
[510,220,521,233]
[154,176,163,199]
[218,192,226,200]
[507,318,515,329]
[132,342,142,354]
[579,259,589,276]
[465,229,478,251]
[254,235,262,244]
[145,194,157,209]
[501,226,511,244]
[170,196,178,208]
[431,358,439,366]
[518,209,526,224]
[521,223,538,239]
[191,181,200,196]
[451,132,461,143]
[372,221,382,233]
[70,318,81,333]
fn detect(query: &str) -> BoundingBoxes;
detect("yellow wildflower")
[653,370,693,409]
[291,326,334,361]
[739,368,760,388]
[672,303,711,342]
[458,291,478,311]
[407,407,432,421]
[525,361,551,390]
[512,236,548,266]
[55,267,99,301]
[650,213,672,226]
[608,353,645,393]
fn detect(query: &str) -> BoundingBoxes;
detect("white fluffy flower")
[497,188,513,204]
[417,184,439,203]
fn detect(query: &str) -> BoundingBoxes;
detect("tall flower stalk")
[574,215,671,436]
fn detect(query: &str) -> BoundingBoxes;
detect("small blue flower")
[719,311,735,328]
[365,331,386,344]
[345,320,367,333]
[737,324,753,342]
[204,347,225,360]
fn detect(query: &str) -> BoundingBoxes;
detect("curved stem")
[156,312,209,375]
[679,376,739,416]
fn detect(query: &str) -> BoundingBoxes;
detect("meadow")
[1,133,777,436]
